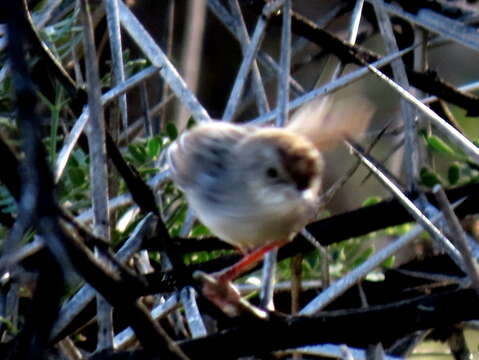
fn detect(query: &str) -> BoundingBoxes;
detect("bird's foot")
[193,271,267,319]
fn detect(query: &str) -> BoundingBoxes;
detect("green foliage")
[384,222,413,236]
[146,137,164,159]
[165,122,178,141]
[190,223,213,237]
[362,196,382,207]
[103,56,150,88]
[38,6,82,61]
[425,134,466,160]
[124,58,150,77]
[184,249,234,266]
[0,72,13,113]
[0,186,16,216]
[123,137,172,190]
[419,129,479,188]
[448,163,461,185]
[38,84,69,166]
[127,143,149,165]
[420,167,443,187]
[59,149,91,210]
[328,237,375,278]
[0,316,18,335]
[381,255,395,268]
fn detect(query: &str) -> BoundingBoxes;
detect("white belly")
[188,193,314,252]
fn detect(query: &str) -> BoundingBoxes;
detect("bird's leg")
[216,239,286,282]
[193,240,286,317]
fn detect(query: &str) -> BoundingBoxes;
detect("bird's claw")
[193,270,268,319]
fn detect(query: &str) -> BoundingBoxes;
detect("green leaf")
[426,135,456,156]
[166,122,178,140]
[381,255,395,268]
[190,223,212,237]
[187,117,196,129]
[426,135,468,161]
[0,316,18,335]
[127,144,148,164]
[125,58,149,76]
[139,168,160,176]
[448,163,461,185]
[352,246,374,268]
[146,137,162,158]
[69,167,86,187]
[362,196,382,207]
[418,128,428,140]
[420,167,442,187]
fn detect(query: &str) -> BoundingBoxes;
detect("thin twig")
[227,0,269,114]
[140,82,152,137]
[207,0,304,94]
[55,66,160,182]
[174,0,207,129]
[366,62,479,163]
[290,254,303,315]
[348,0,364,45]
[180,287,208,338]
[260,248,278,311]
[277,344,401,360]
[422,79,479,104]
[249,44,418,125]
[80,0,113,349]
[259,0,292,311]
[0,237,44,273]
[347,141,464,268]
[103,0,128,130]
[300,199,464,315]
[371,0,420,192]
[371,0,479,52]
[276,0,291,127]
[287,10,479,115]
[117,0,211,123]
[222,2,271,122]
[51,214,157,341]
[341,345,355,360]
[153,0,175,135]
[433,185,479,296]
[114,294,180,349]
[57,337,84,360]
[75,169,170,224]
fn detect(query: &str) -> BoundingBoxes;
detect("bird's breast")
[188,191,315,252]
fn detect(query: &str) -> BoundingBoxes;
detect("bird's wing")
[167,122,248,191]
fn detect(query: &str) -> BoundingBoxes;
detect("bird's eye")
[266,167,278,178]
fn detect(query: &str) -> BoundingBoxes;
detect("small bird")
[167,97,372,314]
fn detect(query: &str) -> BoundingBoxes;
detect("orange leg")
[215,239,287,282]
[194,240,286,317]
